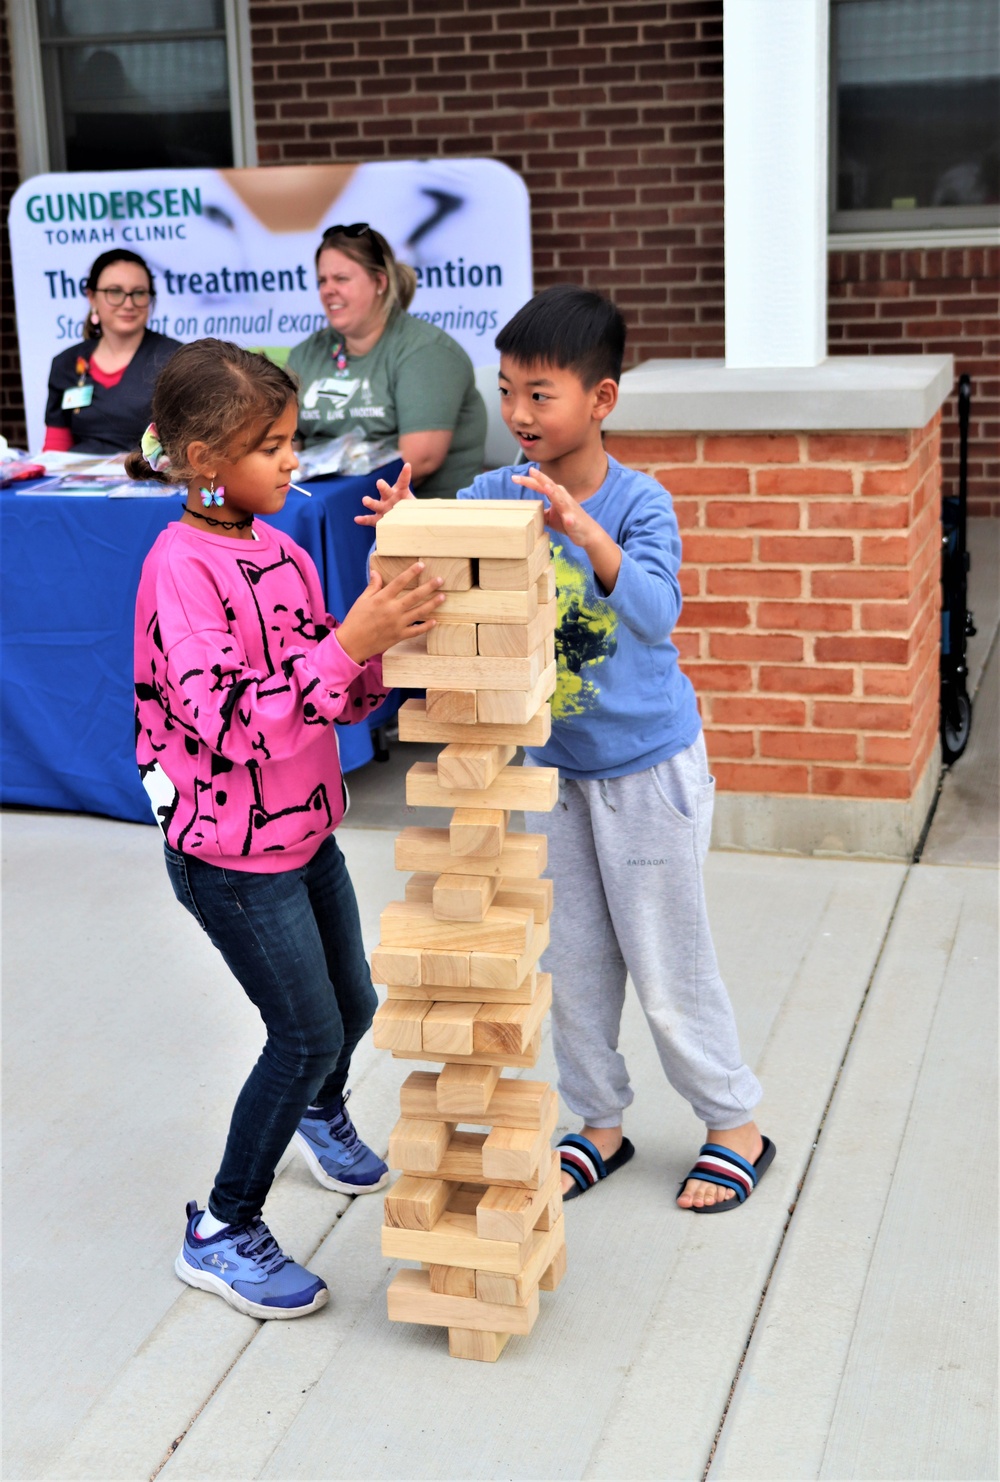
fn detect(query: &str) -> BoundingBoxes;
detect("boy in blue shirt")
[360,285,774,1211]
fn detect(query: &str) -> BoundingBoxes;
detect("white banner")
[9,160,533,451]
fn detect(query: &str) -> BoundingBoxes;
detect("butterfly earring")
[200,478,225,508]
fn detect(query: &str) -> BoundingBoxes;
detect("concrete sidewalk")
[3,801,995,1481]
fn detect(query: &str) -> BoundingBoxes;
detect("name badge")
[62,385,94,410]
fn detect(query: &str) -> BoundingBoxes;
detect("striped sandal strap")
[687,1142,760,1203]
[558,1134,607,1194]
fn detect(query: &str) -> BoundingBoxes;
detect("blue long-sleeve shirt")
[458,455,702,780]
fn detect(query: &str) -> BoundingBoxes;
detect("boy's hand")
[336,562,445,665]
[354,461,416,526]
[512,466,623,594]
[512,468,601,549]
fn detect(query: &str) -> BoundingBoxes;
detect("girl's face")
[316,247,387,344]
[86,260,152,337]
[206,400,300,527]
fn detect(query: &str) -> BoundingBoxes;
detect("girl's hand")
[336,562,445,664]
[354,461,415,526]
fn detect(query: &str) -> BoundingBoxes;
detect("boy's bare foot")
[560,1124,622,1197]
[676,1121,764,1209]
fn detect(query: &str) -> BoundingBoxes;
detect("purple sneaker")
[294,1090,389,1194]
[175,1203,328,1319]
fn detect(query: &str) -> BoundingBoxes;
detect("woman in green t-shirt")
[287,223,486,500]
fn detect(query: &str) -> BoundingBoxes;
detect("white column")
[723,0,830,368]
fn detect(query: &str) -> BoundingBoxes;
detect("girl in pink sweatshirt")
[130,339,441,1319]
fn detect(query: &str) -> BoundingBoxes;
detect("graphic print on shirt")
[550,542,618,720]
[242,759,332,855]
[135,547,341,857]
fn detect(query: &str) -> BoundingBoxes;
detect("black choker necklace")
[185,506,254,531]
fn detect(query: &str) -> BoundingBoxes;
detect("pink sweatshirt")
[134,519,387,872]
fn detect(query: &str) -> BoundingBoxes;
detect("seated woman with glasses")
[42,249,181,456]
[287,223,486,498]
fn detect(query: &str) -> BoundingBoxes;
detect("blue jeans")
[164,834,377,1226]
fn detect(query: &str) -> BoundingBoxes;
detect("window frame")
[828,0,1000,242]
[8,0,257,177]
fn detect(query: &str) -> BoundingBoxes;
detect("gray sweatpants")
[525,735,762,1130]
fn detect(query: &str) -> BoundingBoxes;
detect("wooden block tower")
[370,498,565,1363]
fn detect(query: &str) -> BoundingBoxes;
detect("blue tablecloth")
[0,465,401,823]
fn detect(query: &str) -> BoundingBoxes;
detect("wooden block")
[398,697,551,749]
[395,826,547,880]
[406,761,559,813]
[450,808,506,858]
[390,1026,541,1069]
[477,600,558,658]
[380,899,532,955]
[429,1264,477,1298]
[481,1089,558,1182]
[372,1000,428,1052]
[388,1116,453,1171]
[534,1182,564,1233]
[479,533,552,590]
[539,1239,567,1292]
[544,632,555,668]
[382,1210,530,1275]
[419,949,470,987]
[431,873,499,922]
[387,1268,539,1336]
[405,879,545,961]
[427,622,477,656]
[426,689,477,725]
[476,1157,561,1242]
[475,1217,566,1307]
[433,585,538,626]
[435,1131,552,1189]
[370,945,422,987]
[470,919,549,992]
[447,1328,510,1362]
[536,564,556,604]
[474,973,552,1056]
[477,661,557,726]
[375,499,544,560]
[383,634,547,692]
[422,1001,478,1056]
[388,970,537,1006]
[435,1062,500,1118]
[402,1070,551,1129]
[437,742,516,791]
[384,1175,450,1232]
[370,552,473,590]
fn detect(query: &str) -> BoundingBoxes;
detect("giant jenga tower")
[369,498,564,1362]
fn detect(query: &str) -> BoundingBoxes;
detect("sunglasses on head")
[322,222,386,269]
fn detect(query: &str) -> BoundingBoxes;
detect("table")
[0,465,402,824]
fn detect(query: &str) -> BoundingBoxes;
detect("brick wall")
[250,0,726,365]
[0,0,26,446]
[605,420,942,803]
[829,248,1000,517]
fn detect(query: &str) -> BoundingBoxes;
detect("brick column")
[605,413,943,856]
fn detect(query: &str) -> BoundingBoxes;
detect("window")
[10,0,255,175]
[831,0,999,233]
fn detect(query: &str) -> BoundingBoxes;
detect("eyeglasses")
[321,222,386,269]
[94,287,152,306]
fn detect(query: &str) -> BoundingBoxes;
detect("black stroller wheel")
[941,688,972,763]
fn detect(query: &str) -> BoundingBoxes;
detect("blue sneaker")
[294,1090,389,1194]
[175,1203,328,1319]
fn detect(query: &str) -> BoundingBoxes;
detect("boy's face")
[497,357,615,464]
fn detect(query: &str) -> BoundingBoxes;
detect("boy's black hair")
[494,284,626,387]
